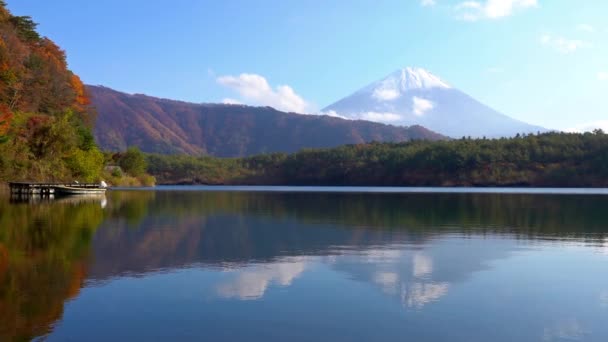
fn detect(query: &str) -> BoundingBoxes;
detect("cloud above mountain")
[455,0,538,21]
[217,73,310,113]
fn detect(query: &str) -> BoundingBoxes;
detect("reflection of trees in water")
[131,191,608,236]
[87,191,608,311]
[105,191,156,226]
[90,191,608,284]
[0,198,104,341]
[0,191,157,340]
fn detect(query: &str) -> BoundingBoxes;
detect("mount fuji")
[322,67,546,138]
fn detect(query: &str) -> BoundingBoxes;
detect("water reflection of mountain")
[328,237,519,310]
[211,236,520,306]
[89,191,608,281]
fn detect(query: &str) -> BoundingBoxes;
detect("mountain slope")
[89,85,445,157]
[323,67,546,138]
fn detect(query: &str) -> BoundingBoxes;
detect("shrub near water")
[103,148,155,187]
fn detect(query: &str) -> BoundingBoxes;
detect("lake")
[1,186,607,341]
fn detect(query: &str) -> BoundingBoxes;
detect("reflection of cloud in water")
[370,252,448,307]
[413,253,433,278]
[543,318,588,341]
[331,238,520,310]
[402,282,449,308]
[373,271,399,294]
[217,258,307,300]
[363,248,402,262]
[597,242,608,256]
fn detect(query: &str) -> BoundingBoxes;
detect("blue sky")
[7,0,608,130]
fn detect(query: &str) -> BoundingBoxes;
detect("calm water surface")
[1,186,607,341]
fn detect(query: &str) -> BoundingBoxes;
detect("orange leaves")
[71,74,91,107]
[0,6,93,123]
[37,38,67,70]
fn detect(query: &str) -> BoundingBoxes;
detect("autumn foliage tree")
[0,2,102,181]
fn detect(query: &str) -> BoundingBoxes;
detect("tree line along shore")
[146,131,608,187]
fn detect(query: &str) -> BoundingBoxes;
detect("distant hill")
[323,67,547,138]
[88,85,445,157]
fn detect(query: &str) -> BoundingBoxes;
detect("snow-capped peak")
[398,67,451,90]
[323,67,547,139]
[368,67,450,101]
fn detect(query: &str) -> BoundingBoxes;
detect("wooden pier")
[8,182,103,195]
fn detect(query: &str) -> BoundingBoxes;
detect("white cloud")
[321,110,403,123]
[222,98,242,105]
[457,1,482,10]
[412,96,434,116]
[359,111,403,123]
[372,88,401,101]
[217,73,310,113]
[540,34,586,54]
[577,24,595,33]
[421,0,436,6]
[322,110,349,119]
[598,72,608,81]
[565,120,608,133]
[455,0,538,21]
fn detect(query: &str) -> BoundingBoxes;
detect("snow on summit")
[369,67,451,101]
[392,67,451,90]
[323,67,546,138]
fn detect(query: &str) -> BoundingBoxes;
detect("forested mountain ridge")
[0,1,104,181]
[147,131,608,187]
[89,85,446,157]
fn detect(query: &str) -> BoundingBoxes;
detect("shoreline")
[114,184,608,196]
[154,181,608,189]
